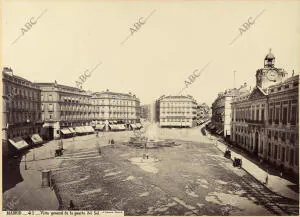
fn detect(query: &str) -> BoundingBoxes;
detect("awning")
[68,128,76,133]
[95,124,105,130]
[75,127,84,133]
[118,124,126,130]
[61,128,72,135]
[135,123,142,128]
[31,134,43,145]
[9,137,29,150]
[84,126,95,133]
[130,124,137,129]
[81,126,88,133]
[109,124,118,130]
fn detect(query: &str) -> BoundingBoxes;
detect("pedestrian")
[280,171,283,177]
[111,139,114,144]
[265,174,268,185]
[146,155,149,159]
[69,200,75,210]
[98,144,101,155]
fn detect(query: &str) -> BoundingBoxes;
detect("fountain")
[128,123,178,149]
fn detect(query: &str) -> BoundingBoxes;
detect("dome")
[265,49,275,60]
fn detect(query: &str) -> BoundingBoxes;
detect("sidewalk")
[2,133,119,211]
[3,140,60,210]
[207,132,299,201]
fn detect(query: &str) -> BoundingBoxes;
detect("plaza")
[3,123,298,215]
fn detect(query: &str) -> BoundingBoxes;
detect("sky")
[2,1,300,106]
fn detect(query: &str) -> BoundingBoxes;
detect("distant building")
[211,87,241,139]
[2,68,43,156]
[35,82,94,140]
[140,104,151,121]
[196,103,210,120]
[91,90,141,129]
[231,50,299,176]
[158,95,197,128]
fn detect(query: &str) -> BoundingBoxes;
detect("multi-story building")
[231,50,299,175]
[35,82,95,140]
[91,90,141,129]
[158,95,197,128]
[2,67,43,156]
[196,103,210,119]
[140,104,151,121]
[211,87,241,139]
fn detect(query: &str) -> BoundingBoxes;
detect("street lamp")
[24,153,27,170]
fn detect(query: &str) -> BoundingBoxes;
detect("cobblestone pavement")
[49,125,299,216]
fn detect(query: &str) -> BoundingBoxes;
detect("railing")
[245,119,265,124]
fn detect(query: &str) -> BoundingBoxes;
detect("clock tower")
[256,49,287,89]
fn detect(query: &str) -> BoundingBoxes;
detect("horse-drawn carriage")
[233,157,242,168]
[224,149,231,159]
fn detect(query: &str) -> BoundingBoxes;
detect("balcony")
[246,119,265,125]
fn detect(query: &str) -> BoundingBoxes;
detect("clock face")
[267,70,277,81]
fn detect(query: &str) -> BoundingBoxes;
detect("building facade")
[35,82,95,140]
[211,88,241,139]
[140,104,151,121]
[196,103,210,120]
[158,95,197,128]
[2,68,43,156]
[231,50,299,175]
[91,90,141,127]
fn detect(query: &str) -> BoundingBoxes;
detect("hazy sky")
[2,1,300,105]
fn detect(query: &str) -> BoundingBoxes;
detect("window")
[261,109,265,121]
[281,147,285,162]
[281,132,286,142]
[260,141,263,153]
[274,131,278,140]
[269,108,273,123]
[256,109,259,121]
[274,146,278,159]
[275,108,280,124]
[291,106,297,125]
[282,107,288,125]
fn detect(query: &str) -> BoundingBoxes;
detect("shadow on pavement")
[2,155,24,193]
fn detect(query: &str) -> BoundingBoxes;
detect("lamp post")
[24,153,27,170]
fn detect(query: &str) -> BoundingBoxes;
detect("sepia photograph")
[1,0,300,216]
